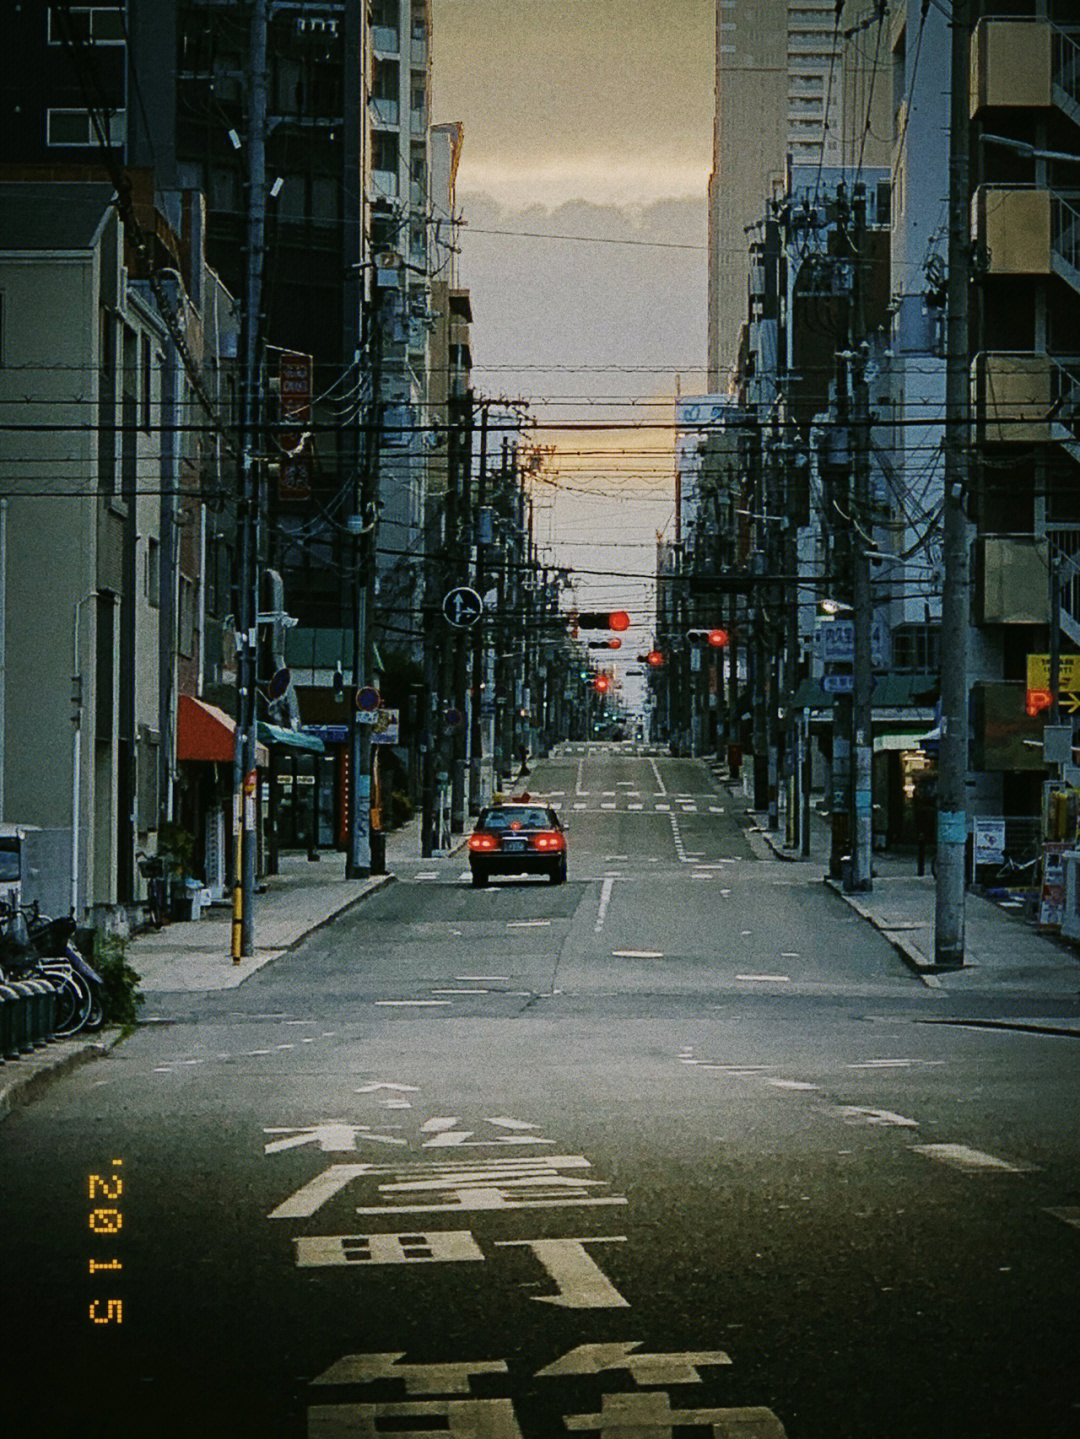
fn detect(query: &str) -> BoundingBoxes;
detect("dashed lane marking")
[735,974,791,984]
[507,919,551,928]
[911,1143,1036,1173]
[376,1000,453,1008]
[611,949,664,958]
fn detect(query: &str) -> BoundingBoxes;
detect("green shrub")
[93,932,144,1031]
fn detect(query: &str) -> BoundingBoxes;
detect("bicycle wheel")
[51,967,91,1036]
[46,971,80,1035]
[83,985,104,1032]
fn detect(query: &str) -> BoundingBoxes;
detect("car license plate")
[502,839,526,852]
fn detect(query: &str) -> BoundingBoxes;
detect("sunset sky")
[431,1,716,698]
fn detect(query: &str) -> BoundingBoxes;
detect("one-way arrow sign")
[442,586,483,628]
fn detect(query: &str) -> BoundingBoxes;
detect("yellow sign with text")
[1027,654,1080,690]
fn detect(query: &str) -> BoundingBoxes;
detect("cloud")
[459,157,711,211]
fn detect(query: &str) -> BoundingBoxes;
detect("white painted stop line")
[735,973,790,983]
[611,950,664,959]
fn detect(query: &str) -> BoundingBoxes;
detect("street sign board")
[371,708,400,745]
[1027,653,1080,690]
[814,619,889,667]
[442,586,483,628]
[823,672,854,694]
[356,685,381,712]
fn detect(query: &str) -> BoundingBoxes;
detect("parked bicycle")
[137,852,168,929]
[0,899,103,1037]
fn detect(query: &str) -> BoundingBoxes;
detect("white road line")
[735,974,791,983]
[507,919,551,928]
[574,801,587,810]
[376,1000,453,1008]
[649,758,667,794]
[415,872,439,881]
[709,806,725,813]
[458,975,509,981]
[628,803,643,810]
[601,802,616,809]
[766,1079,819,1091]
[576,757,587,796]
[431,988,489,995]
[911,1143,1035,1173]
[655,802,671,811]
[594,876,615,933]
[1045,1207,1080,1229]
[612,949,664,958]
[840,1107,919,1128]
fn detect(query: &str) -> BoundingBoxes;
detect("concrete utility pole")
[849,183,873,893]
[231,0,268,960]
[934,0,971,969]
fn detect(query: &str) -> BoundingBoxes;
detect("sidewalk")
[1,814,459,1118]
[718,764,1080,1032]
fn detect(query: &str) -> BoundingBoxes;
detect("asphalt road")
[3,745,1079,1437]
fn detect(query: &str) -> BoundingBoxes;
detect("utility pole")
[849,183,873,893]
[231,0,268,960]
[934,0,971,969]
[469,403,488,813]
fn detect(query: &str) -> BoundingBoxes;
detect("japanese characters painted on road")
[443,586,484,629]
[264,1087,791,1438]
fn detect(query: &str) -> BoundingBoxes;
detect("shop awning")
[177,695,269,766]
[256,721,326,755]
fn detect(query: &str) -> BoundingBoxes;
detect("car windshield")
[0,839,19,882]
[480,807,552,831]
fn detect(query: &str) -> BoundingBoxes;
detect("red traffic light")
[646,650,665,667]
[707,628,729,648]
[593,674,611,693]
[607,638,622,649]
[608,611,630,632]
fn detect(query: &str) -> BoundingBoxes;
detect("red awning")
[176,695,269,766]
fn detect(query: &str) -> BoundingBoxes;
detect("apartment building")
[967,8,1080,829]
[707,0,891,392]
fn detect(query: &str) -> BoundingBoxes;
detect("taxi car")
[467,800,567,887]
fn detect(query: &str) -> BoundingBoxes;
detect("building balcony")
[971,18,1080,127]
[972,351,1080,445]
[974,186,1080,291]
[369,96,399,127]
[974,535,1049,626]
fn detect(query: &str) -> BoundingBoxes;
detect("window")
[141,334,152,431]
[47,108,125,147]
[49,7,126,45]
[372,131,397,173]
[146,538,160,608]
[178,576,196,658]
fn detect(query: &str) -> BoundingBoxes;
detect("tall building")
[967,5,1080,828]
[706,0,891,391]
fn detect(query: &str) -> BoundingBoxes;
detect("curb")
[0,1028,127,1122]
[281,871,396,952]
